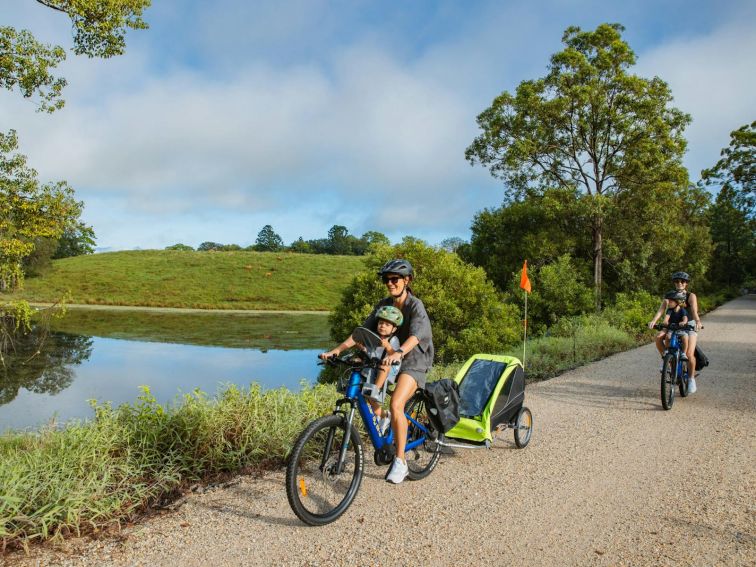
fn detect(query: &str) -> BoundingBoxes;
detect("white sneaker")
[688,376,697,394]
[377,412,391,436]
[386,458,408,484]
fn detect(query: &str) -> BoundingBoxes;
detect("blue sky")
[2,0,754,251]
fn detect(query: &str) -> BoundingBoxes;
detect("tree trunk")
[593,217,603,312]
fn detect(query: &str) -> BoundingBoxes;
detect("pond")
[0,308,332,432]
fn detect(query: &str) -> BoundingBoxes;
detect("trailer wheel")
[513,407,533,448]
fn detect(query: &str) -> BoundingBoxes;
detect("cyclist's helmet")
[375,305,403,327]
[664,290,687,303]
[671,271,690,282]
[377,259,414,279]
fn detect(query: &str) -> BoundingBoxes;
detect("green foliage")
[701,122,756,289]
[1,2,150,113]
[463,188,589,288]
[466,23,691,308]
[254,225,284,252]
[37,0,151,58]
[701,121,755,215]
[504,254,593,334]
[0,27,66,112]
[607,290,660,336]
[165,243,194,251]
[12,250,365,311]
[329,238,520,363]
[0,381,338,548]
[505,318,636,381]
[0,130,83,291]
[53,220,96,259]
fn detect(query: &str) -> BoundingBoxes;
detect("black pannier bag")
[695,345,710,369]
[423,379,460,433]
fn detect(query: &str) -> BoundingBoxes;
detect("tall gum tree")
[466,23,691,309]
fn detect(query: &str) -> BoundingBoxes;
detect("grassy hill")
[10,250,366,311]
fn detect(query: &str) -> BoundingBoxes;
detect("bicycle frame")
[665,330,688,382]
[332,368,430,467]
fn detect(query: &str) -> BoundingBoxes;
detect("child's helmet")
[376,305,403,327]
[664,290,686,303]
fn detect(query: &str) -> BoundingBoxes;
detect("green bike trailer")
[443,354,532,446]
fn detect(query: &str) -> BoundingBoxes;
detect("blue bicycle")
[655,322,692,410]
[285,327,441,526]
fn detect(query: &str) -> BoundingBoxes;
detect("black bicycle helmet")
[671,271,690,282]
[377,259,414,278]
[664,290,686,303]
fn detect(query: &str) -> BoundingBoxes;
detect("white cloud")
[635,15,756,179]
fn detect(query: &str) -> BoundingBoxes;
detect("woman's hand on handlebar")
[383,351,402,367]
[319,349,340,360]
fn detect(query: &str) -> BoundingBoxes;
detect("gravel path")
[9,296,756,566]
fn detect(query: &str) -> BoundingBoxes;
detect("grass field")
[9,250,366,311]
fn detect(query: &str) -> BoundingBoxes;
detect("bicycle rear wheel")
[679,359,689,398]
[285,414,363,526]
[661,353,675,410]
[404,392,441,480]
[513,406,533,448]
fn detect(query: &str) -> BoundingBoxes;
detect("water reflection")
[0,329,93,405]
[0,309,331,431]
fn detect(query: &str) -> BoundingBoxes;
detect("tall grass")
[0,383,339,551]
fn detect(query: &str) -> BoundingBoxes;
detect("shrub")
[608,290,660,336]
[329,237,520,363]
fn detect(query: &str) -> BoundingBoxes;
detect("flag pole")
[523,290,528,369]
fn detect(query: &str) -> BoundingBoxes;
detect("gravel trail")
[9,296,756,566]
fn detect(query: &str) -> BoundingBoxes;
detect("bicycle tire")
[661,353,675,410]
[679,359,689,398]
[513,406,533,448]
[404,392,442,480]
[285,414,364,526]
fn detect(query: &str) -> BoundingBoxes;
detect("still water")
[0,309,332,432]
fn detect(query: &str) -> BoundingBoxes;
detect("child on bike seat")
[359,305,403,435]
[661,290,689,359]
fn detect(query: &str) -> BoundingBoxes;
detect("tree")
[197,241,223,252]
[438,237,466,253]
[707,185,755,288]
[255,225,284,252]
[361,231,391,249]
[165,243,194,251]
[701,121,755,288]
[466,23,690,309]
[1,1,150,112]
[0,130,82,290]
[327,225,351,255]
[53,220,96,258]
[701,121,755,217]
[289,237,312,254]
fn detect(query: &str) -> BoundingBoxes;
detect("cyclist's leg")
[368,367,389,418]
[654,331,666,355]
[680,333,689,358]
[389,373,418,461]
[687,331,698,376]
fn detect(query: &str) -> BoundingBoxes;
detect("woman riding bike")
[320,259,434,484]
[648,271,702,393]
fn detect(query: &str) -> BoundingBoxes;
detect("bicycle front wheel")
[404,392,442,480]
[285,414,364,526]
[661,354,675,410]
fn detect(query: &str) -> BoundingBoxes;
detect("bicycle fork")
[321,404,357,476]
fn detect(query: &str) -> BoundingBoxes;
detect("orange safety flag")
[519,260,532,293]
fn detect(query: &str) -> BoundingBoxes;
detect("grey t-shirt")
[362,293,434,373]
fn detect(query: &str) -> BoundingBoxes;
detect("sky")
[2,0,754,251]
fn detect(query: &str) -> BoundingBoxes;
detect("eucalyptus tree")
[466,23,691,309]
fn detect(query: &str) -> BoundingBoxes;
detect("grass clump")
[0,383,339,550]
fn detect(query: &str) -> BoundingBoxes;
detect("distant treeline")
[169,224,403,256]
